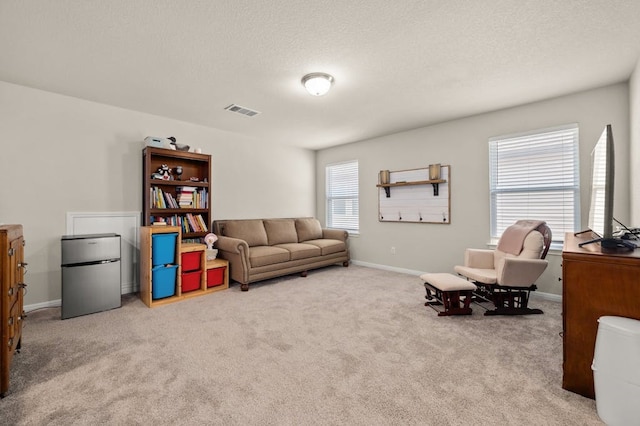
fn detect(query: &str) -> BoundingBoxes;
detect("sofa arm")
[497,258,548,287]
[322,228,349,242]
[464,249,494,269]
[215,236,251,284]
[216,236,248,254]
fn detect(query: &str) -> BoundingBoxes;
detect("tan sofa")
[212,218,350,291]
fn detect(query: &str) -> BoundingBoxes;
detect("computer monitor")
[581,124,635,250]
[587,124,614,239]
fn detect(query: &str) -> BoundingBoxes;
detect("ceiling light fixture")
[301,72,334,96]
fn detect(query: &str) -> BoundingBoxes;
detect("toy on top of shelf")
[204,233,218,259]
[168,136,190,152]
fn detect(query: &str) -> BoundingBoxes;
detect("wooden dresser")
[562,231,640,398]
[1,224,26,397]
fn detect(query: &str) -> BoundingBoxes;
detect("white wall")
[0,81,315,306]
[630,58,640,225]
[1,79,633,305]
[316,83,631,296]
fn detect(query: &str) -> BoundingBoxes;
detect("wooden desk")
[562,232,640,398]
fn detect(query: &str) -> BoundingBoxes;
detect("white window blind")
[489,124,580,244]
[326,160,359,232]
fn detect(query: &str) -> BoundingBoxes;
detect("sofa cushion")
[223,220,268,247]
[304,239,346,255]
[274,243,321,260]
[264,219,298,245]
[249,246,290,267]
[295,218,323,242]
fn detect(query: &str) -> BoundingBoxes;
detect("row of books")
[150,186,208,209]
[150,214,209,233]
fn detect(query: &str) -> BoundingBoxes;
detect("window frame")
[489,123,580,248]
[325,160,359,233]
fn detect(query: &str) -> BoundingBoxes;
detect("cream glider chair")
[454,220,551,315]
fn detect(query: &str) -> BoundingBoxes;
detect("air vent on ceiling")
[224,104,261,117]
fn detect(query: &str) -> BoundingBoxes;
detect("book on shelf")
[149,213,207,234]
[151,216,167,225]
[151,187,165,208]
[178,194,193,208]
[151,186,183,209]
[163,192,174,209]
[181,213,208,233]
[193,188,208,208]
[195,214,208,231]
[185,213,197,232]
[182,238,204,244]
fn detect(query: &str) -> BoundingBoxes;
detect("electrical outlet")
[391,246,396,255]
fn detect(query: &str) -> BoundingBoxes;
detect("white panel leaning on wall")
[377,165,450,224]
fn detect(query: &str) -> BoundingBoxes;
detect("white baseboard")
[24,288,138,314]
[24,263,560,312]
[530,291,561,302]
[121,283,138,295]
[25,299,61,313]
[351,260,562,303]
[351,260,426,276]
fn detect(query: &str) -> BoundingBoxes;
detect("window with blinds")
[326,160,359,232]
[489,124,580,245]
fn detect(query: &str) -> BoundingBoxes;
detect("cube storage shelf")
[179,243,205,294]
[140,226,228,308]
[206,258,229,289]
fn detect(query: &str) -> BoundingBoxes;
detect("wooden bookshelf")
[142,147,211,241]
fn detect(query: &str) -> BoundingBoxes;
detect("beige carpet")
[3,265,601,425]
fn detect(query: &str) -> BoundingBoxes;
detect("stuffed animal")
[168,136,190,152]
[151,164,171,180]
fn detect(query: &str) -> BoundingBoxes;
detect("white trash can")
[592,316,640,425]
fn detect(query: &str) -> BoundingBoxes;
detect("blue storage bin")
[152,264,178,299]
[152,232,178,266]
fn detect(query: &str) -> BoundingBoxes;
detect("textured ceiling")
[2,1,640,150]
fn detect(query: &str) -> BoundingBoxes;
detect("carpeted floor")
[2,265,601,425]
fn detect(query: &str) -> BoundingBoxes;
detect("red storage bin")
[181,270,202,293]
[207,267,226,288]
[181,251,202,272]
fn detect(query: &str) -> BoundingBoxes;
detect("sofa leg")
[343,261,349,267]
[241,283,249,291]
[300,271,308,277]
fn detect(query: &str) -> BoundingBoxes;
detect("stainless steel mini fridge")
[61,233,122,319]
